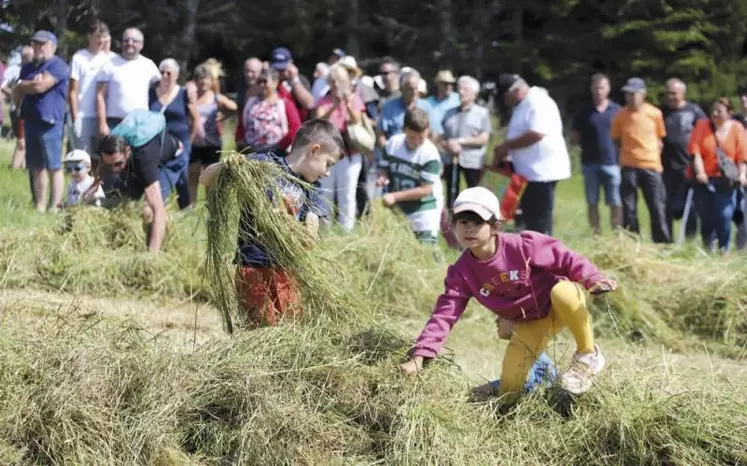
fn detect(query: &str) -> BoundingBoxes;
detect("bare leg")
[49,169,64,211]
[588,204,601,235]
[11,138,26,169]
[188,162,202,205]
[610,205,623,231]
[32,169,48,212]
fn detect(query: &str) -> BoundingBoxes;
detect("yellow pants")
[499,280,594,397]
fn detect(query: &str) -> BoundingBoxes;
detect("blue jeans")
[582,164,622,206]
[694,181,736,251]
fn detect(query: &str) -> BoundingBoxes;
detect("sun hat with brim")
[338,56,363,77]
[453,187,503,221]
[64,150,91,165]
[435,70,457,84]
[621,77,646,93]
[31,30,57,45]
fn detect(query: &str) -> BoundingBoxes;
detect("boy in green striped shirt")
[377,107,443,243]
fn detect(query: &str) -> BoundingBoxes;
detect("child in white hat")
[401,187,617,401]
[64,150,104,207]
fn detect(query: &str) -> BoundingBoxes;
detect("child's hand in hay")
[400,356,424,375]
[589,278,617,295]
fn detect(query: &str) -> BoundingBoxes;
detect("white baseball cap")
[453,187,503,221]
[64,149,91,165]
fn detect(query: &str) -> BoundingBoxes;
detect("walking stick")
[677,187,694,246]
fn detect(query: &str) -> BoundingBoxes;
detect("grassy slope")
[0,132,745,464]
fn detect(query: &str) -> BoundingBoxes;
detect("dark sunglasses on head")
[65,163,86,173]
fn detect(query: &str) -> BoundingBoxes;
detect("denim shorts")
[582,164,622,206]
[24,120,64,171]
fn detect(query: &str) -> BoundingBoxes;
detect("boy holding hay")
[377,107,443,244]
[200,119,344,327]
[401,187,617,399]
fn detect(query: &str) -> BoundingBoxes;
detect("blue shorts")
[24,120,64,171]
[159,152,187,201]
[582,164,622,206]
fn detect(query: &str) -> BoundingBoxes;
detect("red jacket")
[235,92,301,150]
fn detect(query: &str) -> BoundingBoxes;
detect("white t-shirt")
[67,175,105,206]
[97,54,161,118]
[506,87,571,182]
[70,49,115,118]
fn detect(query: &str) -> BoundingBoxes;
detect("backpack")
[111,109,167,148]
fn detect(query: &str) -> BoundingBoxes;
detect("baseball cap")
[453,187,503,221]
[31,30,57,46]
[270,47,292,70]
[64,149,91,165]
[621,77,646,93]
[332,48,346,59]
[434,70,456,84]
[497,73,521,95]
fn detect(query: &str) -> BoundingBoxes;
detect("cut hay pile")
[0,299,744,465]
[0,153,745,463]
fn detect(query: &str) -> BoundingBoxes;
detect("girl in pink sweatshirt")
[401,187,617,398]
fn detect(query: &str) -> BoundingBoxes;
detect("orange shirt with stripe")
[687,119,747,177]
[610,103,666,172]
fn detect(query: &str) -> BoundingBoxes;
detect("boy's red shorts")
[235,266,300,328]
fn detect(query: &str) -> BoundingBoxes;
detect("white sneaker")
[560,345,605,395]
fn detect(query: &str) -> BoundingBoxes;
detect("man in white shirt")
[68,20,114,159]
[95,28,160,138]
[492,74,570,236]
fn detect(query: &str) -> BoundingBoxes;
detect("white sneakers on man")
[560,344,605,395]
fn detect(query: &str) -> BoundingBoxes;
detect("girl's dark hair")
[98,134,128,155]
[452,210,501,226]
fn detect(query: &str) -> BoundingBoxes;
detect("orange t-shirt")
[687,119,747,177]
[610,103,666,172]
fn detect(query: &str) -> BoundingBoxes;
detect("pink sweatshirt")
[412,231,607,359]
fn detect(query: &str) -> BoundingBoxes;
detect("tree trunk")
[437,0,453,66]
[181,0,200,72]
[54,0,68,57]
[346,0,360,57]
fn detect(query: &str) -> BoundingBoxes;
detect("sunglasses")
[65,163,86,173]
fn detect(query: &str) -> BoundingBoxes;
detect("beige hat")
[453,187,503,221]
[435,70,457,84]
[338,56,363,77]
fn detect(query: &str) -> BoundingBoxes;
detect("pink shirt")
[413,231,606,359]
[316,94,364,155]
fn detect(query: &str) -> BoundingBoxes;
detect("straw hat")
[434,70,456,84]
[338,56,363,77]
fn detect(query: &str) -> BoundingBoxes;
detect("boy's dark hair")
[98,134,129,155]
[404,107,429,132]
[89,20,110,36]
[293,119,345,158]
[452,210,502,226]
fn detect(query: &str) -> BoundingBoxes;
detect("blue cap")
[270,47,292,70]
[31,30,57,46]
[332,48,345,58]
[621,77,646,93]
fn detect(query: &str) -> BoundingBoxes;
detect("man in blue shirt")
[376,70,431,142]
[572,73,622,235]
[14,31,70,212]
[426,70,461,180]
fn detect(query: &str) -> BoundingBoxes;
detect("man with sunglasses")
[95,111,183,253]
[95,28,160,139]
[63,149,104,206]
[376,58,400,103]
[13,30,70,213]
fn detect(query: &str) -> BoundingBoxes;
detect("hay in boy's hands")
[204,152,355,333]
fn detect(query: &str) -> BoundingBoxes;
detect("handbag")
[347,114,376,153]
[710,120,740,191]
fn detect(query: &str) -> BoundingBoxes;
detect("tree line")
[3,0,747,115]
